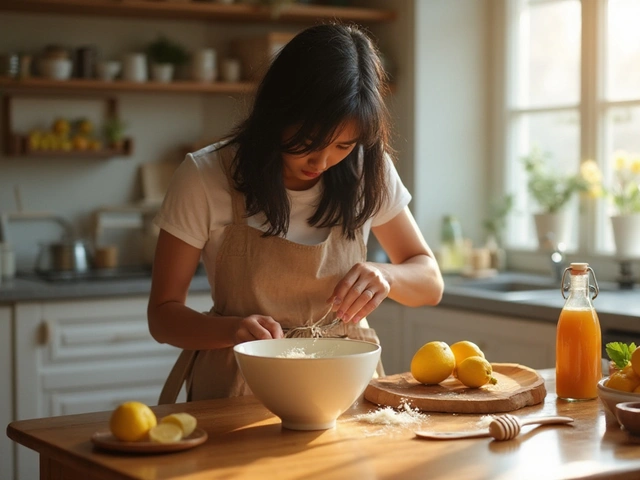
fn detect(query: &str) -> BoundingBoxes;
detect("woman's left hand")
[328,262,390,324]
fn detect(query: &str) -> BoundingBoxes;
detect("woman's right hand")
[233,315,284,344]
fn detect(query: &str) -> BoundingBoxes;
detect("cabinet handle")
[38,320,52,345]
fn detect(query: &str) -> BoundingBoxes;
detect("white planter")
[611,214,640,260]
[151,63,175,83]
[534,212,571,249]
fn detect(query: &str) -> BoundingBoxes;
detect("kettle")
[35,240,93,273]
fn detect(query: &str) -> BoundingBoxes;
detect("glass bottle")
[440,215,465,273]
[555,262,602,401]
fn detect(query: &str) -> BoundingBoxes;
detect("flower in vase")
[582,150,640,215]
[522,146,591,214]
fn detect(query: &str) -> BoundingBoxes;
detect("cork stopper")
[569,262,589,274]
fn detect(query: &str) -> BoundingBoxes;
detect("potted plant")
[103,116,127,150]
[582,151,640,259]
[522,146,590,248]
[145,35,189,83]
[482,194,513,270]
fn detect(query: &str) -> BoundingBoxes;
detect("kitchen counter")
[6,369,640,480]
[441,271,640,335]
[2,268,640,335]
[0,270,211,303]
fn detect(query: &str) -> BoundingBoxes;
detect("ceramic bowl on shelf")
[597,377,640,422]
[96,60,121,81]
[233,338,380,431]
[616,402,640,435]
[39,58,73,80]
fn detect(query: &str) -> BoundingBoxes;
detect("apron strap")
[218,144,246,225]
[158,349,198,405]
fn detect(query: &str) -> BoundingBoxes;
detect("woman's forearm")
[374,254,444,307]
[148,301,240,350]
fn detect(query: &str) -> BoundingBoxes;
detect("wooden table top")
[7,369,640,480]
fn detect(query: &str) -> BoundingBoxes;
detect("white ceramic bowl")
[597,377,640,423]
[40,58,73,80]
[96,60,121,81]
[234,338,381,431]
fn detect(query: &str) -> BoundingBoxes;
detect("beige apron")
[158,146,383,404]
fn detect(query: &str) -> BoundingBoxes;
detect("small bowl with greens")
[598,342,640,421]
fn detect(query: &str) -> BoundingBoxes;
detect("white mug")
[192,48,217,82]
[221,58,241,83]
[122,53,147,82]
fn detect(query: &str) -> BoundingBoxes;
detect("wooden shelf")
[2,95,134,159]
[0,76,256,95]
[0,0,396,24]
[7,136,134,158]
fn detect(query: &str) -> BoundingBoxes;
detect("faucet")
[540,233,566,284]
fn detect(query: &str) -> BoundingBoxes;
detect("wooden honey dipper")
[415,414,574,441]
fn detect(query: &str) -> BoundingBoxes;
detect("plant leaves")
[605,341,636,369]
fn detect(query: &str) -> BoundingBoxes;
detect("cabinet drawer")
[21,294,211,366]
[40,355,179,391]
[47,382,185,417]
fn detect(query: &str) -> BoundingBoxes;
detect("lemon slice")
[161,413,197,437]
[148,423,184,444]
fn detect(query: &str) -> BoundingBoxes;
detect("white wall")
[413,0,490,250]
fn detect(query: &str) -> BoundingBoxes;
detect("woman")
[148,23,443,402]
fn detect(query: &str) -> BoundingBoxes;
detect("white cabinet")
[366,300,405,375]
[368,300,557,379]
[13,292,212,480]
[403,305,557,371]
[0,306,13,480]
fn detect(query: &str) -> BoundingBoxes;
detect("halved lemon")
[161,413,197,437]
[148,423,184,444]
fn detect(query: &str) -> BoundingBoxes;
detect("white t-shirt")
[154,142,411,295]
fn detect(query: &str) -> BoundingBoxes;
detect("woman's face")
[281,120,359,191]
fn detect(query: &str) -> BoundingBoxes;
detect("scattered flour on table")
[277,347,318,358]
[355,400,427,426]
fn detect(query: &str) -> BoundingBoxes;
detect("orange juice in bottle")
[556,262,602,401]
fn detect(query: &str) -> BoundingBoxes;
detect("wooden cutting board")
[364,363,546,414]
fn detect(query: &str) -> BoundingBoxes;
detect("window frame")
[494,0,638,280]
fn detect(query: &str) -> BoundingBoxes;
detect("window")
[501,0,640,257]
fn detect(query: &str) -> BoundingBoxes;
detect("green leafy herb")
[605,342,637,369]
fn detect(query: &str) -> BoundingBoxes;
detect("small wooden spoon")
[415,414,574,441]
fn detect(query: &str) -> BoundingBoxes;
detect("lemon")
[606,370,640,392]
[148,423,183,444]
[161,413,197,437]
[109,401,157,442]
[457,356,498,388]
[410,341,455,385]
[450,340,485,377]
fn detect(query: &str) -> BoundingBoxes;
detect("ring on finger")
[363,289,374,297]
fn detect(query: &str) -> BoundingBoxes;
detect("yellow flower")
[581,159,602,185]
[631,157,640,175]
[614,150,630,172]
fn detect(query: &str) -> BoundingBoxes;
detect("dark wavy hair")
[224,23,393,240]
